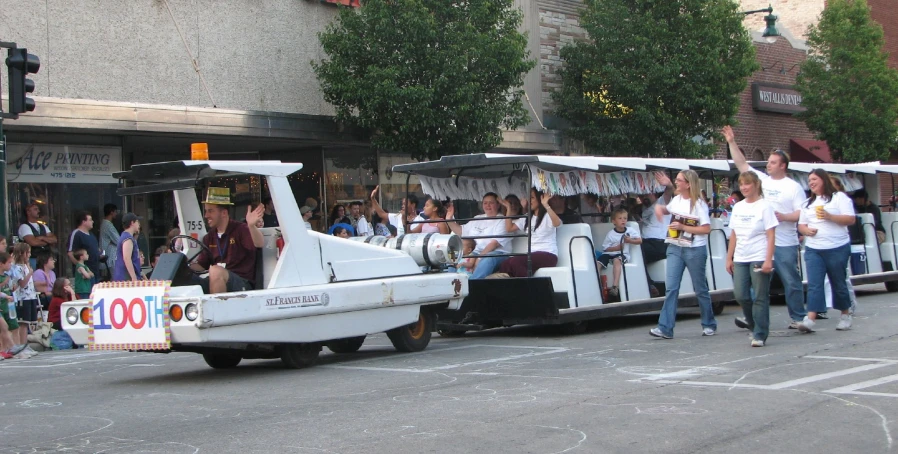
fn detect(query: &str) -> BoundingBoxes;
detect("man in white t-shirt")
[447,192,511,279]
[724,126,807,328]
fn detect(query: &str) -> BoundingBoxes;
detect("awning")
[790,139,832,163]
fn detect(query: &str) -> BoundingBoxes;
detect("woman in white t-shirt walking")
[498,189,561,277]
[797,169,856,333]
[650,169,717,339]
[726,171,778,347]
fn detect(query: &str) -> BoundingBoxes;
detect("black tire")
[712,300,726,316]
[558,320,588,335]
[387,308,435,352]
[202,353,242,369]
[326,336,366,354]
[437,328,467,337]
[280,343,321,369]
[886,280,898,293]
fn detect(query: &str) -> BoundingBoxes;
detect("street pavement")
[2,285,898,453]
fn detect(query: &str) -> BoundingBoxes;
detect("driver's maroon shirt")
[197,219,256,284]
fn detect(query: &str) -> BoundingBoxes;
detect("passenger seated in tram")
[189,188,264,294]
[851,189,886,244]
[497,189,562,277]
[596,208,642,298]
[446,192,512,278]
[547,195,584,224]
[456,239,478,276]
[500,194,527,233]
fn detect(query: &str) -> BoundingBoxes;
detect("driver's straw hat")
[204,187,234,205]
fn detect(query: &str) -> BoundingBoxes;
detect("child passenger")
[596,208,642,298]
[457,239,478,276]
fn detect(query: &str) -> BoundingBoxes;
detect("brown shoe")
[649,285,660,298]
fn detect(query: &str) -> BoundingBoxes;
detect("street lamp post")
[743,4,780,43]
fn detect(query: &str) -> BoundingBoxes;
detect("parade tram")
[61,160,468,369]
[391,154,898,336]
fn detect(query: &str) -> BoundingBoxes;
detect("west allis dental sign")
[752,82,806,115]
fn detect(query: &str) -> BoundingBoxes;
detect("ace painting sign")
[6,144,122,184]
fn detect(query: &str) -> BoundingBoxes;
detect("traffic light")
[6,48,40,115]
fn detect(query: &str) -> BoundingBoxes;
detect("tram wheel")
[202,353,242,369]
[558,320,589,335]
[280,343,321,369]
[326,336,366,353]
[712,300,727,316]
[387,308,434,352]
[886,280,898,293]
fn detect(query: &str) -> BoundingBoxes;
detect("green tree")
[552,0,758,157]
[313,0,534,161]
[796,0,898,163]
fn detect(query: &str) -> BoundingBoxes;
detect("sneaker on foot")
[649,285,660,298]
[798,316,816,333]
[22,346,38,356]
[836,314,852,331]
[751,339,765,347]
[788,320,801,330]
[649,327,672,339]
[0,352,11,360]
[849,301,857,316]
[609,286,619,297]
[8,344,26,355]
[734,317,750,330]
[702,328,716,336]
[817,312,829,320]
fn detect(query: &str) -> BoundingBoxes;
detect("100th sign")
[89,281,172,351]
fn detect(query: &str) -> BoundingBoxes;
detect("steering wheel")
[170,234,214,273]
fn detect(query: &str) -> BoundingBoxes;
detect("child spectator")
[0,251,26,359]
[10,243,39,357]
[73,249,95,299]
[596,208,642,298]
[457,239,478,276]
[48,277,76,331]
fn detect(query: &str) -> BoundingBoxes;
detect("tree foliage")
[551,0,758,157]
[313,0,534,161]
[796,0,898,163]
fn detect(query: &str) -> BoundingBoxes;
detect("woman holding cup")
[650,169,717,339]
[797,169,856,332]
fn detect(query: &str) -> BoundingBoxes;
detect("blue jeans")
[734,262,772,342]
[470,251,510,279]
[805,243,851,313]
[657,245,717,337]
[774,245,806,321]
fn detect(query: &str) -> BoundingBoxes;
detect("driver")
[190,188,264,293]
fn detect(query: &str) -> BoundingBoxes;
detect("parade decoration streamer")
[418,167,666,200]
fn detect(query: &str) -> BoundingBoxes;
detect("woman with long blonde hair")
[650,169,717,339]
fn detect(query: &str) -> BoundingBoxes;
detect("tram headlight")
[185,303,198,321]
[79,308,90,325]
[66,308,79,325]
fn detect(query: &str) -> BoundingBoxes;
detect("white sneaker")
[798,316,816,333]
[649,327,672,339]
[751,339,765,347]
[788,320,801,330]
[22,346,38,356]
[702,328,716,336]
[836,314,852,331]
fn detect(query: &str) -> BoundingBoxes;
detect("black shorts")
[597,253,623,268]
[192,271,254,294]
[642,238,668,264]
[16,299,39,322]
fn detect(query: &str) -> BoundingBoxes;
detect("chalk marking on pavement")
[645,379,775,390]
[634,354,771,381]
[458,372,587,381]
[325,345,569,373]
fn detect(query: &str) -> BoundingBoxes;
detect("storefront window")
[5,144,123,273]
[377,153,424,215]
